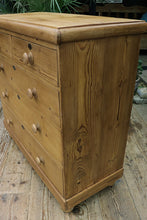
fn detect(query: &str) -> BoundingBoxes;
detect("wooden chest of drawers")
[0,13,146,212]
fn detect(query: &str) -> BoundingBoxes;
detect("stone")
[137,87,147,99]
[133,94,147,104]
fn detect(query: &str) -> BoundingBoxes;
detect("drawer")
[0,56,60,128]
[0,32,11,57]
[3,104,63,195]
[0,74,63,164]
[12,36,58,85]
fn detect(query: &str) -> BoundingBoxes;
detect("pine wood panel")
[0,86,62,166]
[12,36,58,85]
[0,12,145,28]
[0,12,146,212]
[0,55,60,129]
[2,104,64,195]
[0,28,57,50]
[0,87,62,165]
[59,35,141,200]
[0,13,146,44]
[0,56,62,164]
[0,32,11,57]
[0,103,146,219]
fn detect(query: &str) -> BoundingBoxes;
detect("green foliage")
[0,0,81,14]
[0,0,13,13]
[96,0,107,3]
[137,59,143,75]
[50,0,80,13]
[12,0,28,13]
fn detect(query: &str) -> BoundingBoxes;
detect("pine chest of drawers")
[0,13,146,212]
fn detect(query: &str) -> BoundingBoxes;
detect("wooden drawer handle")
[23,53,28,65]
[0,64,4,72]
[35,157,44,165]
[7,119,13,125]
[28,52,34,65]
[35,157,41,164]
[2,91,8,98]
[32,123,40,133]
[23,52,34,65]
[27,88,37,99]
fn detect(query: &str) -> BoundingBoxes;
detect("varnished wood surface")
[2,103,64,195]
[1,89,63,164]
[0,101,146,219]
[12,36,58,84]
[0,13,145,211]
[0,30,142,211]
[0,55,62,164]
[0,12,143,28]
[2,106,124,212]
[0,13,146,44]
[0,55,60,127]
[59,35,140,200]
[0,32,11,57]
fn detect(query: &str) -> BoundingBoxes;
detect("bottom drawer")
[3,104,64,195]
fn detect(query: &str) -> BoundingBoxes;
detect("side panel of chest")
[59,35,141,202]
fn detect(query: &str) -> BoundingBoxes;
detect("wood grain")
[0,57,63,164]
[0,32,11,57]
[0,99,147,218]
[0,13,146,44]
[0,55,60,128]
[12,36,58,85]
[1,12,144,28]
[0,88,63,165]
[58,35,141,202]
[3,104,64,195]
[0,12,145,212]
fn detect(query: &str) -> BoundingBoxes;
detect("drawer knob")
[23,53,29,65]
[32,123,40,133]
[36,157,41,164]
[35,157,44,165]
[27,88,37,99]
[7,119,13,125]
[28,52,34,65]
[23,52,34,65]
[2,91,8,98]
[0,64,4,72]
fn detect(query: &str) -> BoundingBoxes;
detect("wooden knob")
[35,157,41,164]
[27,88,37,99]
[7,119,13,125]
[35,157,44,165]
[28,52,34,65]
[2,91,8,98]
[23,52,34,65]
[23,53,29,65]
[0,64,4,72]
[32,123,40,133]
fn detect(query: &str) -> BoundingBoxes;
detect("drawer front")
[12,36,58,85]
[0,62,63,164]
[0,56,60,128]
[3,104,63,194]
[0,32,11,57]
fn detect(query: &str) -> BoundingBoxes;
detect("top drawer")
[12,36,58,86]
[0,32,11,57]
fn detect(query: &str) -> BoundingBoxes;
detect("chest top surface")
[0,12,146,44]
